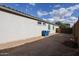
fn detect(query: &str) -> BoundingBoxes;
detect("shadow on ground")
[62,40,78,49]
[0,33,79,56]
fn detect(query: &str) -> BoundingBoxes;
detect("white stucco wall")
[53,25,59,33]
[0,10,58,43]
[49,25,59,33]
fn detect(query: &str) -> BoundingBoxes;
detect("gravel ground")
[0,33,79,56]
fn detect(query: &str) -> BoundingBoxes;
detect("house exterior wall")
[49,25,59,33]
[0,10,58,44]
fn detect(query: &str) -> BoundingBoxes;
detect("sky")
[0,3,79,26]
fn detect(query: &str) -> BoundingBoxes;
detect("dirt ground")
[0,33,79,56]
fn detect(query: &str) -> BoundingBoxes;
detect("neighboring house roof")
[0,5,54,25]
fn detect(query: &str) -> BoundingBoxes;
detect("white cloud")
[47,16,78,27]
[25,8,28,13]
[37,4,79,26]
[67,4,79,11]
[49,5,53,8]
[28,3,36,6]
[37,10,48,17]
[15,4,19,6]
[48,18,54,21]
[50,4,79,17]
[62,16,78,27]
[48,4,79,25]
[49,8,73,19]
[43,18,47,21]
[54,5,61,8]
[37,5,78,18]
[47,17,65,23]
[68,16,78,23]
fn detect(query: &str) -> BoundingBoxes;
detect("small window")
[43,22,46,25]
[37,21,41,25]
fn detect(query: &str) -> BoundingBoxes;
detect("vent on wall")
[37,21,42,25]
[37,21,46,26]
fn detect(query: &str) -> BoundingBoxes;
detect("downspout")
[48,24,50,31]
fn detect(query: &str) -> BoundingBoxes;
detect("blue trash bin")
[45,31,48,36]
[45,30,50,36]
[42,30,45,36]
[42,30,50,36]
